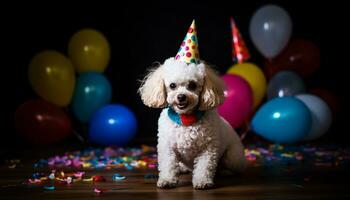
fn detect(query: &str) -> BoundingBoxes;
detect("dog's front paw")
[157,177,178,189]
[192,178,214,190]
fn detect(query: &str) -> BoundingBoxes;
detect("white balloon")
[296,94,332,141]
[250,5,292,58]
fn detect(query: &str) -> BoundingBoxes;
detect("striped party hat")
[175,20,200,64]
[231,17,250,63]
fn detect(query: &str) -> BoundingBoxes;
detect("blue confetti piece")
[43,186,55,190]
[112,174,126,181]
[32,172,42,179]
[124,163,133,170]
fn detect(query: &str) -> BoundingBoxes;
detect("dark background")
[2,1,347,149]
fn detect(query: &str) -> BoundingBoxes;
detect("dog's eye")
[169,83,177,90]
[187,81,197,91]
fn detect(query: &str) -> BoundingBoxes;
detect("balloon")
[14,100,71,145]
[218,74,253,128]
[89,104,137,146]
[267,71,305,99]
[71,72,112,123]
[227,63,267,109]
[250,5,292,59]
[264,39,320,78]
[251,97,311,143]
[296,94,332,141]
[68,29,110,73]
[28,50,76,106]
[309,88,339,116]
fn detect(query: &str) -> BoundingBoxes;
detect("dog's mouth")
[176,102,188,110]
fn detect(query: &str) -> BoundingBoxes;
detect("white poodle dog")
[139,57,246,189]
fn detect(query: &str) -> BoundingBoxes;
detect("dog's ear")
[199,64,225,110]
[138,64,167,108]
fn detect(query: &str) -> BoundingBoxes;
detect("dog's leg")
[192,150,218,189]
[221,143,246,173]
[157,145,179,188]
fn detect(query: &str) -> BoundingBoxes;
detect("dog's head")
[138,57,225,114]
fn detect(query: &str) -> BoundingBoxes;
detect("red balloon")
[15,100,71,145]
[264,39,320,78]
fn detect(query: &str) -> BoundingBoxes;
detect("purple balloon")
[218,74,253,128]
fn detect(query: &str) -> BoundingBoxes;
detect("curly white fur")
[139,57,246,189]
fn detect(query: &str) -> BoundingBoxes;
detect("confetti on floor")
[34,145,157,170]
[113,173,126,181]
[32,143,350,170]
[244,143,350,167]
[18,143,350,194]
[24,145,158,193]
[5,159,21,169]
[93,187,105,194]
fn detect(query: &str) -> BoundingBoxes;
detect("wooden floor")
[0,143,349,200]
[1,163,350,200]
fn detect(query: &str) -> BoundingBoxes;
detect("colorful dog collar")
[167,107,205,126]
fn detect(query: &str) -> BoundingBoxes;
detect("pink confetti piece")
[94,188,105,194]
[148,164,156,168]
[66,177,72,184]
[74,172,85,178]
[28,179,41,184]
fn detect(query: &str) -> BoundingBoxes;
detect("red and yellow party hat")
[175,20,200,64]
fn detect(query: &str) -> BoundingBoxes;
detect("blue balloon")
[89,104,137,146]
[251,97,311,143]
[71,72,112,123]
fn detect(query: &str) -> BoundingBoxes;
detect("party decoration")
[23,144,350,194]
[264,39,320,78]
[296,94,332,141]
[309,88,339,116]
[28,50,75,107]
[175,20,200,64]
[71,72,112,123]
[68,29,110,73]
[227,63,266,109]
[34,145,157,170]
[251,97,312,143]
[89,104,137,146]
[230,17,250,63]
[245,143,350,167]
[218,74,253,128]
[250,5,292,59]
[14,100,71,145]
[267,71,305,99]
[113,174,126,181]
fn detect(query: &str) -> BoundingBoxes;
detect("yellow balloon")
[68,29,110,73]
[227,63,267,109]
[28,51,76,107]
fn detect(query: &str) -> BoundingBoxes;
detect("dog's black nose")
[177,94,187,102]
